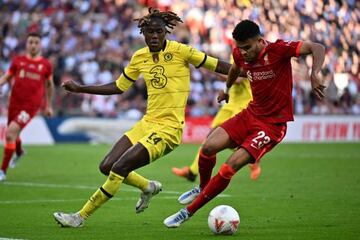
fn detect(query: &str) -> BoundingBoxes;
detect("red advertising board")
[182,116,213,143]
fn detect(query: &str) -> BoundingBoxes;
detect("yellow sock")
[79,171,124,219]
[123,171,149,192]
[189,149,200,175]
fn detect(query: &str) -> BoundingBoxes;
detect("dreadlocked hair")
[134,7,183,34]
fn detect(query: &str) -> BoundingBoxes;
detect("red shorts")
[220,109,287,162]
[8,106,37,129]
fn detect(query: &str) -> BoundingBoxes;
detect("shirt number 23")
[251,131,271,149]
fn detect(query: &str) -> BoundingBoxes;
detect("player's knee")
[99,156,113,175]
[201,143,217,156]
[99,162,110,176]
[111,160,131,178]
[227,150,255,171]
[5,132,16,143]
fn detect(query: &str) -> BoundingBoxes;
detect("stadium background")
[0,0,359,144]
[0,1,359,240]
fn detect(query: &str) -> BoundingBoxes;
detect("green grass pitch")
[0,143,359,240]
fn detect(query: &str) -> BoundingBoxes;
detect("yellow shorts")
[211,107,237,128]
[125,118,183,162]
[211,80,252,128]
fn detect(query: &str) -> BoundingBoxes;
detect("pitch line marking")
[0,238,28,240]
[1,181,231,197]
[0,195,231,205]
[0,196,180,205]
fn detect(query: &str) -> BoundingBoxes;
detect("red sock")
[198,150,216,189]
[16,137,23,156]
[1,142,16,173]
[187,164,236,214]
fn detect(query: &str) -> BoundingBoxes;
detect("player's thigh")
[111,142,151,175]
[226,147,254,171]
[100,135,133,169]
[100,120,146,174]
[203,127,237,155]
[241,122,287,162]
[205,110,251,155]
[220,109,253,148]
[8,108,35,130]
[6,121,21,136]
[137,123,182,162]
[124,119,147,145]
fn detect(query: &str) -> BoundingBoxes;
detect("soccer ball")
[208,205,240,235]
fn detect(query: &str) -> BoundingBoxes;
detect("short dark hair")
[232,20,260,42]
[134,7,183,34]
[27,32,42,39]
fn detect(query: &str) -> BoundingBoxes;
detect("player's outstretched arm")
[299,41,326,100]
[62,81,123,95]
[45,76,55,117]
[0,72,12,87]
[218,62,241,103]
[0,72,12,95]
[214,60,232,75]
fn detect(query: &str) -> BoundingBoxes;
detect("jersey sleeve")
[115,55,140,92]
[275,39,303,58]
[180,44,218,71]
[8,56,18,75]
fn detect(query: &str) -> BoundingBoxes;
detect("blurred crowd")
[0,0,359,119]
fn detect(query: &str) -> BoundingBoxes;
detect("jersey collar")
[162,40,168,51]
[25,54,43,61]
[257,40,269,60]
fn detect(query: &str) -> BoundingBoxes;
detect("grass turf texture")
[0,143,359,240]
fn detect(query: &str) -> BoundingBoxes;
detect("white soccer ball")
[208,205,240,235]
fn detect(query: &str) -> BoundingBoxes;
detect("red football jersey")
[233,39,302,123]
[7,55,52,110]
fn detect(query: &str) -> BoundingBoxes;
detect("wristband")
[224,86,230,94]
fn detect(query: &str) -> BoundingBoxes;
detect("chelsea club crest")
[164,53,173,62]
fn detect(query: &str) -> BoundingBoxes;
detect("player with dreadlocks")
[53,8,232,227]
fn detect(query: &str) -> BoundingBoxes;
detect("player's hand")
[310,72,326,100]
[44,106,54,118]
[217,90,229,103]
[62,80,81,93]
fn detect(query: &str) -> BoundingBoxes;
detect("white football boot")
[9,150,26,169]
[0,170,6,182]
[177,186,201,205]
[135,180,162,213]
[164,208,191,228]
[53,212,84,228]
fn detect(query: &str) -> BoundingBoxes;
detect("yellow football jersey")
[223,78,252,112]
[211,53,252,128]
[211,79,252,127]
[116,40,218,128]
[224,55,252,112]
